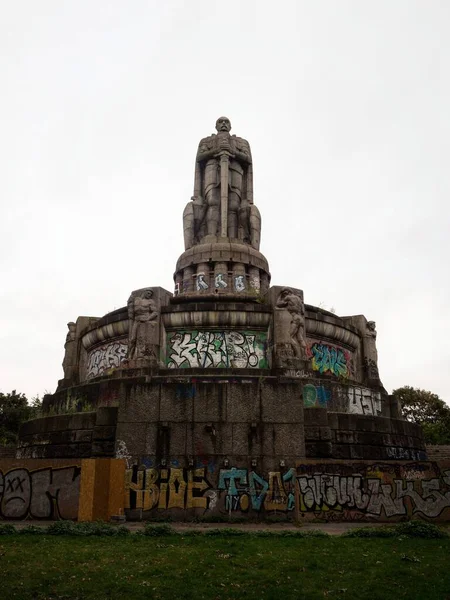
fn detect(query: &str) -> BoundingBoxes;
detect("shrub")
[46,520,130,537]
[395,520,448,539]
[143,523,175,537]
[0,524,16,535]
[18,525,46,535]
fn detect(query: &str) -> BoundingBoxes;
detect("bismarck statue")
[183,117,261,250]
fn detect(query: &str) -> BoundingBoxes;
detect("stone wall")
[17,407,118,459]
[0,446,16,459]
[427,445,450,460]
[0,458,125,521]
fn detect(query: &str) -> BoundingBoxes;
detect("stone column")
[232,263,246,293]
[214,262,228,291]
[248,267,261,294]
[195,262,210,292]
[182,266,194,294]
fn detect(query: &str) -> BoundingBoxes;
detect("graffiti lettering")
[348,387,382,415]
[308,343,350,377]
[297,464,450,520]
[166,330,268,369]
[0,466,80,520]
[125,466,214,512]
[303,384,331,408]
[87,341,128,379]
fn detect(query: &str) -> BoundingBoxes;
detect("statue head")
[215,116,231,133]
[143,289,153,299]
[367,321,376,331]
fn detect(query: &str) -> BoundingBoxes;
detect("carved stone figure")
[275,288,307,360]
[183,117,261,249]
[363,320,380,380]
[127,289,159,361]
[62,322,77,380]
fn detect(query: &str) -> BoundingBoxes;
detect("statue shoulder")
[232,135,252,158]
[198,134,216,151]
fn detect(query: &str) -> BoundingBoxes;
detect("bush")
[395,520,448,539]
[0,524,16,535]
[18,525,46,535]
[46,520,130,537]
[343,521,448,539]
[143,523,175,537]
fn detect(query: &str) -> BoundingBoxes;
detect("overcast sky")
[1,1,449,403]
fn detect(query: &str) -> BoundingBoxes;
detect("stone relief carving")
[62,322,77,380]
[183,117,261,250]
[363,320,380,380]
[275,288,307,361]
[127,289,159,362]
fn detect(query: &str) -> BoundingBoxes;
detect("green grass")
[0,535,450,599]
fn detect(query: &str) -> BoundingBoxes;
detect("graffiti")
[196,273,209,291]
[308,343,351,377]
[297,463,450,520]
[249,275,260,291]
[218,467,296,512]
[87,341,127,379]
[125,466,213,511]
[0,466,80,520]
[386,447,427,461]
[124,461,450,521]
[348,387,382,415]
[116,440,132,468]
[234,275,245,292]
[303,384,331,408]
[215,273,227,288]
[166,330,268,369]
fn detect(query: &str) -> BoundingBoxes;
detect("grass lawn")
[1,534,449,600]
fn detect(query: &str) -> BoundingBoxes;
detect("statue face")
[216,117,231,133]
[143,290,153,299]
[367,321,376,331]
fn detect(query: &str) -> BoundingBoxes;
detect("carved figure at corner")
[183,117,261,250]
[364,320,380,380]
[127,289,159,361]
[62,322,77,380]
[276,288,307,360]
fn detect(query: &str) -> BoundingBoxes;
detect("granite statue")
[183,117,261,250]
[127,289,159,361]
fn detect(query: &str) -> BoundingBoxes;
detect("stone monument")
[17,117,426,521]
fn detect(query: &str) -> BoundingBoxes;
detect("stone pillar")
[183,266,194,293]
[174,273,182,296]
[214,262,228,291]
[232,263,246,293]
[248,267,261,294]
[260,272,270,295]
[195,262,210,292]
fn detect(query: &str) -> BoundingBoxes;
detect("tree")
[0,391,42,446]
[393,386,450,445]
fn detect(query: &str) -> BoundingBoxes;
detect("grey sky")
[1,1,449,402]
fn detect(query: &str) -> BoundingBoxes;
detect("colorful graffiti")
[297,463,450,520]
[303,384,331,408]
[166,330,268,369]
[0,466,80,520]
[218,467,296,512]
[308,343,351,377]
[303,384,381,415]
[87,341,128,379]
[124,461,450,522]
[125,466,215,511]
